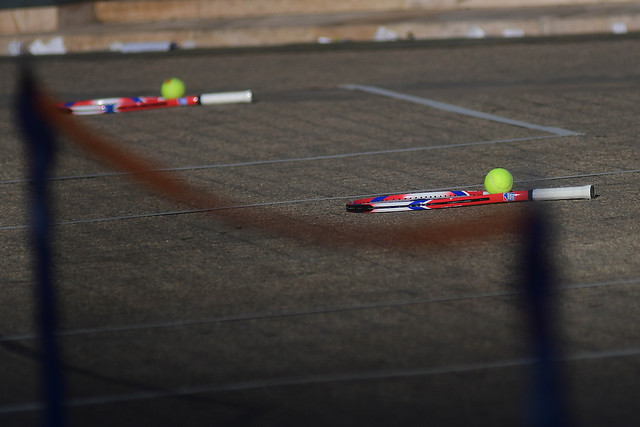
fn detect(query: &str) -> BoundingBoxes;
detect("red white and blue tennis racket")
[57,90,253,115]
[346,184,595,213]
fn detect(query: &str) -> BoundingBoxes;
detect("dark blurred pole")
[523,209,569,427]
[17,67,66,427]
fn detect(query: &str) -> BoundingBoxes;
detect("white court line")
[1,346,639,414]
[340,84,582,137]
[0,85,579,187]
[2,277,637,343]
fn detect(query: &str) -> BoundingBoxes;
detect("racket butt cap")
[346,203,374,213]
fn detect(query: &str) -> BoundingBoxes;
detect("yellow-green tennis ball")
[161,78,186,99]
[484,168,514,194]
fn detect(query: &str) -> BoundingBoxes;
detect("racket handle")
[200,90,253,105]
[531,184,594,201]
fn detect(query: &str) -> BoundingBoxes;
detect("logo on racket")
[503,192,517,202]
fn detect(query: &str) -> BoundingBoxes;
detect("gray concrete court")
[1,36,639,426]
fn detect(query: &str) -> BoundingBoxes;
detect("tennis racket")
[346,184,595,213]
[57,90,253,115]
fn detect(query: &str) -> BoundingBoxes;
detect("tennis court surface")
[1,36,640,426]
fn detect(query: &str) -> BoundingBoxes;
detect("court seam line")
[2,277,637,343]
[0,134,562,185]
[1,345,639,414]
[1,168,638,230]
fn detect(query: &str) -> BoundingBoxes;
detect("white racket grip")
[199,90,252,105]
[531,184,595,201]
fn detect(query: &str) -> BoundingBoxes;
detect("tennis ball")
[484,168,514,194]
[161,78,186,99]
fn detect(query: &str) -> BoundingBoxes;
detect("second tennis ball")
[161,78,186,99]
[484,168,514,194]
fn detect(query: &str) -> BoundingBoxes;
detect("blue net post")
[522,209,569,427]
[17,68,66,427]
